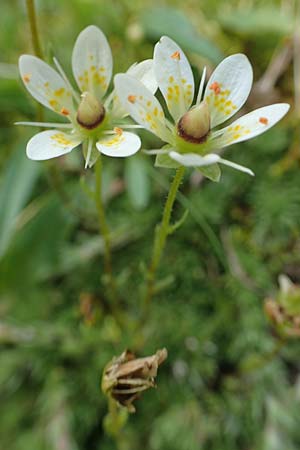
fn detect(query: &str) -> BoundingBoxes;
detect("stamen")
[53,56,80,103]
[85,139,93,169]
[15,121,73,129]
[196,67,207,105]
[209,81,221,95]
[259,117,269,125]
[128,95,137,104]
[113,127,123,135]
[171,51,181,60]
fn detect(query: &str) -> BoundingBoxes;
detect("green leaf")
[141,7,223,64]
[0,146,40,258]
[218,7,293,36]
[155,153,180,169]
[125,155,151,210]
[197,163,221,182]
[168,209,189,235]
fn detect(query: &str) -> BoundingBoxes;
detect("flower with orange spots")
[115,36,290,179]
[18,26,157,167]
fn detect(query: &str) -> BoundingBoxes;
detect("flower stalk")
[25,0,43,59]
[143,166,185,312]
[94,154,117,305]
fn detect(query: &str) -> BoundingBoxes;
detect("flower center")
[177,101,210,144]
[76,92,105,130]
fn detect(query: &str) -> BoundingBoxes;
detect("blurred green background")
[1,0,300,449]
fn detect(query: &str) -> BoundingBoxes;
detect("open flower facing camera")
[115,36,290,180]
[18,26,157,167]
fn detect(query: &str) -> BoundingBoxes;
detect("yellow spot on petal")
[104,135,125,147]
[181,78,186,84]
[169,76,174,83]
[51,133,72,146]
[49,99,58,108]
[54,88,65,97]
[146,100,152,107]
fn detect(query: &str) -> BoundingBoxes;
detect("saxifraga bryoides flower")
[18,25,157,168]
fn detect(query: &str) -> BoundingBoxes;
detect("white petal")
[72,25,112,98]
[19,55,74,116]
[26,130,82,160]
[213,103,290,148]
[154,36,194,121]
[204,54,253,128]
[169,151,220,167]
[127,59,157,93]
[114,74,173,143]
[218,158,254,176]
[110,60,158,118]
[96,131,141,157]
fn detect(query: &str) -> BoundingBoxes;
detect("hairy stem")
[94,155,117,305]
[143,166,185,312]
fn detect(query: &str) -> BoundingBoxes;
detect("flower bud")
[177,101,210,143]
[264,275,300,338]
[102,348,167,412]
[76,92,105,129]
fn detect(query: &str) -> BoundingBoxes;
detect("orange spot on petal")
[259,117,268,125]
[128,95,137,104]
[23,74,31,83]
[60,107,70,116]
[209,81,221,95]
[171,51,180,60]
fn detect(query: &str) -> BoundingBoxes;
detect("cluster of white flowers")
[19,25,289,176]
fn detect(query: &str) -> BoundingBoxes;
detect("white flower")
[114,36,290,179]
[18,25,157,167]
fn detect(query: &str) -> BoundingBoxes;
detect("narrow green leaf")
[168,209,189,235]
[0,146,40,258]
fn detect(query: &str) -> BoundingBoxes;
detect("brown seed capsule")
[76,92,105,129]
[177,101,210,144]
[102,348,168,413]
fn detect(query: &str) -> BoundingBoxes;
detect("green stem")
[94,155,117,304]
[25,0,44,123]
[25,0,43,58]
[143,166,185,312]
